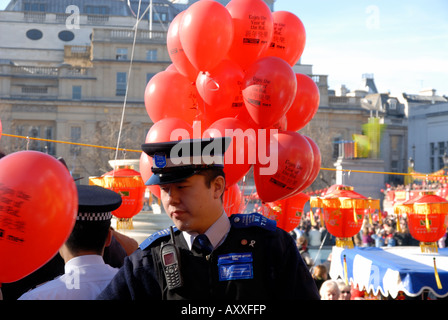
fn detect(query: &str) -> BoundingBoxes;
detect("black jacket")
[97,214,320,300]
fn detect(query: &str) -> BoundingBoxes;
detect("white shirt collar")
[182,211,230,251]
[64,255,105,273]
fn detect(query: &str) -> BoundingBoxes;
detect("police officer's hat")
[141,137,231,186]
[76,185,122,221]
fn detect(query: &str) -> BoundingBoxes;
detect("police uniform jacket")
[97,213,320,300]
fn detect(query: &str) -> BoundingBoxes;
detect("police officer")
[97,137,320,300]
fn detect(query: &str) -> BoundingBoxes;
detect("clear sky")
[274,0,448,96]
[1,0,447,96]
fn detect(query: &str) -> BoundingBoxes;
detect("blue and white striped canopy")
[330,246,448,298]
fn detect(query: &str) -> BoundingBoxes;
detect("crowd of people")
[291,207,448,300]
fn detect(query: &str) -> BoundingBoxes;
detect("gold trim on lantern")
[413,202,448,215]
[117,218,133,230]
[368,198,380,210]
[420,241,438,253]
[310,197,322,208]
[336,237,354,249]
[394,203,414,215]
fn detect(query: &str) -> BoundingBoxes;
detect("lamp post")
[406,157,415,187]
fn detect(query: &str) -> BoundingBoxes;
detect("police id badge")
[217,253,253,281]
[154,153,167,168]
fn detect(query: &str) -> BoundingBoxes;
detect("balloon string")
[205,73,220,92]
[112,0,142,185]
[2,133,141,153]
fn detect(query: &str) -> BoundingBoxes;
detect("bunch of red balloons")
[142,0,321,214]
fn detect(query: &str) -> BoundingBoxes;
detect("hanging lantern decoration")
[394,192,448,253]
[367,197,381,225]
[310,185,375,249]
[89,167,145,230]
[267,192,310,232]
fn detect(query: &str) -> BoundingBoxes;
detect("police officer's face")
[160,174,225,234]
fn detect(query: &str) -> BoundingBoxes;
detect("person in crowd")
[371,227,385,247]
[383,221,396,247]
[97,137,320,300]
[311,264,328,291]
[308,223,322,247]
[361,226,374,247]
[297,236,314,268]
[319,280,340,300]
[337,280,351,300]
[18,185,122,300]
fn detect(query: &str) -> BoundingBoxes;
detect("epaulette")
[229,212,276,231]
[139,226,178,250]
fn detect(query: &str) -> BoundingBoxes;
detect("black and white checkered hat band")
[77,211,112,221]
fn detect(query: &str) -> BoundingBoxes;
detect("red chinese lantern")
[310,185,374,248]
[267,192,310,232]
[90,167,145,229]
[395,192,448,253]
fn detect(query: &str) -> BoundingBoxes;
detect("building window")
[430,142,435,172]
[146,49,157,61]
[116,48,128,60]
[70,126,81,156]
[24,3,46,12]
[388,98,397,110]
[116,72,127,96]
[438,142,447,170]
[15,123,55,155]
[26,29,43,40]
[153,11,168,22]
[72,86,82,100]
[58,30,75,42]
[85,6,109,15]
[332,137,342,159]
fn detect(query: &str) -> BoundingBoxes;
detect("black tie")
[193,234,213,256]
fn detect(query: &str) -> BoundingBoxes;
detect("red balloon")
[263,11,306,67]
[165,63,178,73]
[179,0,233,71]
[223,183,244,216]
[145,117,193,143]
[0,151,78,283]
[196,59,245,124]
[254,131,313,203]
[268,192,310,232]
[167,11,199,82]
[285,74,320,132]
[242,57,297,128]
[295,136,321,193]
[203,117,256,187]
[226,0,274,70]
[144,70,200,125]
